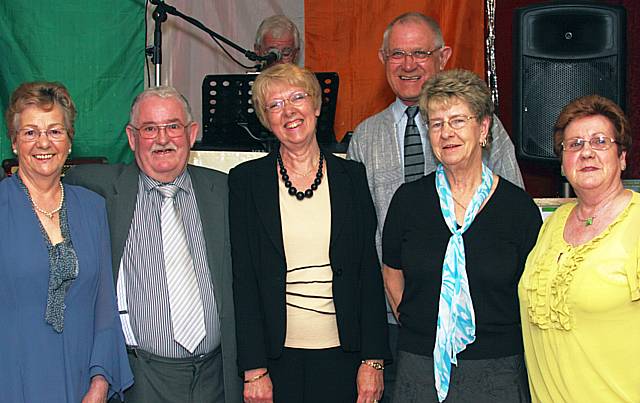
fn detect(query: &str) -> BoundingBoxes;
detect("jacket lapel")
[109,164,140,275]
[325,152,350,253]
[254,152,285,259]
[189,165,226,308]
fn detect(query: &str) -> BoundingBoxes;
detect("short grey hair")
[129,86,193,125]
[255,15,301,49]
[381,12,444,51]
[419,69,495,143]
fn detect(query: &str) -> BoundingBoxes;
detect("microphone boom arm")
[147,0,271,84]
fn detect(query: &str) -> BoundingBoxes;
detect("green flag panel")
[0,1,145,164]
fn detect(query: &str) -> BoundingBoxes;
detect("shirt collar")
[139,168,192,195]
[391,97,422,124]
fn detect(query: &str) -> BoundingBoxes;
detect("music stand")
[197,72,339,151]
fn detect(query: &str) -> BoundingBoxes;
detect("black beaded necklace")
[277,150,324,200]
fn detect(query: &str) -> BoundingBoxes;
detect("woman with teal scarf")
[382,69,541,402]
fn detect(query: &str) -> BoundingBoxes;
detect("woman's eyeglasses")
[561,135,618,152]
[265,92,309,113]
[17,127,68,142]
[427,115,477,133]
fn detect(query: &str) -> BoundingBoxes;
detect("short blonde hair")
[252,64,321,129]
[5,81,77,143]
[419,69,494,142]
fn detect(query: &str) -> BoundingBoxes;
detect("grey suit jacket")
[347,101,524,260]
[64,162,242,403]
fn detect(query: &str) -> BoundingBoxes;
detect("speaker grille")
[521,55,620,160]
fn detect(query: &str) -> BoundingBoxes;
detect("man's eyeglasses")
[265,92,309,113]
[561,135,619,152]
[385,46,443,63]
[130,122,191,139]
[267,47,297,57]
[427,115,477,132]
[17,126,68,142]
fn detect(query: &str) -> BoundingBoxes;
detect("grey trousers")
[393,351,530,403]
[110,347,224,403]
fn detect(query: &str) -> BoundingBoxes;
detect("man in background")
[347,12,524,402]
[254,14,301,68]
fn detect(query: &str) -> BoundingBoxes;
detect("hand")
[356,362,384,403]
[244,368,273,403]
[82,375,108,403]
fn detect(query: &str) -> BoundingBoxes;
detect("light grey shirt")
[391,98,429,163]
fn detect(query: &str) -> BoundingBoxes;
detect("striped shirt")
[120,170,220,358]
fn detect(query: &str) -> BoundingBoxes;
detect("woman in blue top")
[0,82,133,402]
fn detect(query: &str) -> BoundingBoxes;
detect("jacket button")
[335,269,343,276]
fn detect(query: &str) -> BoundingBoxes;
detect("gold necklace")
[451,194,467,210]
[32,182,64,220]
[287,164,316,177]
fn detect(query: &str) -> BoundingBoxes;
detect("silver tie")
[157,184,206,353]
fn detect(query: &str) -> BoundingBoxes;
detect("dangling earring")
[480,138,487,148]
[12,148,17,155]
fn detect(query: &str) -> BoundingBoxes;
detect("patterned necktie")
[157,184,206,353]
[404,105,425,182]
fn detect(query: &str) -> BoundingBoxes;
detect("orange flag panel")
[304,0,486,140]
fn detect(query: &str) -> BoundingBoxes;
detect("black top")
[382,173,542,359]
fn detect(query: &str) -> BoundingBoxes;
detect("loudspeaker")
[513,2,626,162]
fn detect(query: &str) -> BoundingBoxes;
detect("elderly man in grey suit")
[64,86,241,403]
[347,12,524,403]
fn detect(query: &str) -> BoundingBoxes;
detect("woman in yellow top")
[519,94,640,402]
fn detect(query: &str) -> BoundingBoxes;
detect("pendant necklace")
[575,193,618,227]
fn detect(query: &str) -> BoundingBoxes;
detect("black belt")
[126,345,221,364]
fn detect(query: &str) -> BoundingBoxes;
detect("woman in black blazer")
[229,64,390,403]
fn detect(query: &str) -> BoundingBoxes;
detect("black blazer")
[229,150,390,372]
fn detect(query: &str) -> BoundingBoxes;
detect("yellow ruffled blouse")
[519,191,640,403]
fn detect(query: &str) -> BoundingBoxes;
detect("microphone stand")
[148,2,167,86]
[146,0,269,85]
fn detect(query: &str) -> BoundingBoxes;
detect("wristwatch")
[361,360,384,370]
